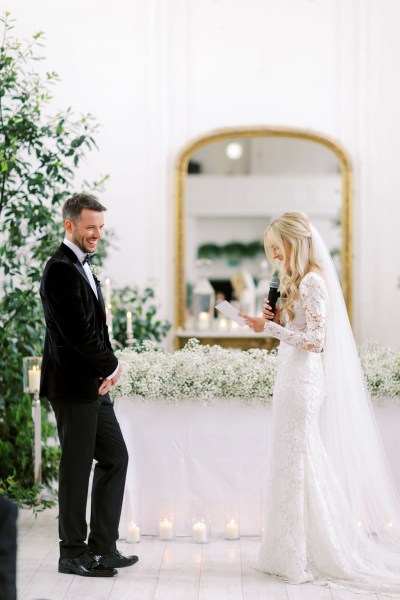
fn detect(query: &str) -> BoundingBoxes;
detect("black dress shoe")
[58,551,117,577]
[100,549,139,568]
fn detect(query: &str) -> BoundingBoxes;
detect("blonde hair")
[264,212,321,321]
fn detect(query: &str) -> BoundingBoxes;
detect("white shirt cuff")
[106,362,119,380]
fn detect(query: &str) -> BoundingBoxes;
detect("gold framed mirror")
[174,126,352,350]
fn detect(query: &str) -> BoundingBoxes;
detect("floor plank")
[17,508,59,598]
[332,589,378,600]
[199,537,244,600]
[154,538,202,600]
[240,537,288,600]
[109,538,163,600]
[20,553,74,600]
[64,576,117,600]
[286,582,333,600]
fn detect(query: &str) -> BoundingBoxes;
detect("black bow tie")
[82,253,92,265]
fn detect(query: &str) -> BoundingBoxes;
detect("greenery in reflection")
[198,240,264,266]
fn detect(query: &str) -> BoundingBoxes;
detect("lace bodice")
[264,272,327,353]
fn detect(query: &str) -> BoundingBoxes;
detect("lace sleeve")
[263,273,327,352]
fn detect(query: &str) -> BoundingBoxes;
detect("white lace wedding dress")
[258,272,400,596]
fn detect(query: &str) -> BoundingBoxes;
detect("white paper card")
[215,301,246,327]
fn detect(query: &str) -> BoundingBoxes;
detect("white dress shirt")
[63,238,98,298]
[63,238,119,381]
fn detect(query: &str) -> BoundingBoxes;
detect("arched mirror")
[174,127,352,349]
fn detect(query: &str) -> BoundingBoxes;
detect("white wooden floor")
[17,508,387,600]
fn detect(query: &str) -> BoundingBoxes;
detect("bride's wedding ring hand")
[263,300,275,320]
[263,301,281,323]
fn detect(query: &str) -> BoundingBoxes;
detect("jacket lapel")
[95,277,107,319]
[59,243,106,320]
[74,260,92,289]
[60,243,91,287]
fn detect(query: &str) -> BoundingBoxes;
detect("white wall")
[3,0,400,348]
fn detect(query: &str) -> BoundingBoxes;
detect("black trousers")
[0,497,17,600]
[50,395,129,558]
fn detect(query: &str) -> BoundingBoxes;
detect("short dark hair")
[62,192,107,223]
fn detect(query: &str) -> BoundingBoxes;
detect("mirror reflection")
[176,131,350,349]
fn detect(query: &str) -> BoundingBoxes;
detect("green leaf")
[70,135,85,148]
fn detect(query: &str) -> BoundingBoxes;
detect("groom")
[40,192,138,577]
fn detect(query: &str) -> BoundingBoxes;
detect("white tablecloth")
[115,397,400,538]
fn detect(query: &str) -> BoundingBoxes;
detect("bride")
[241,212,400,596]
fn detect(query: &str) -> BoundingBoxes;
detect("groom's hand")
[98,377,112,395]
[98,365,122,395]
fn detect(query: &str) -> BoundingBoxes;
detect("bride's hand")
[240,314,266,333]
[263,300,282,323]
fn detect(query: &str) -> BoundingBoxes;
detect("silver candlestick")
[32,390,42,484]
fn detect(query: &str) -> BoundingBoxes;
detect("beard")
[72,235,96,255]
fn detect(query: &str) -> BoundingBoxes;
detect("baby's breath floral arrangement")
[112,338,400,406]
[359,341,400,403]
[112,339,277,405]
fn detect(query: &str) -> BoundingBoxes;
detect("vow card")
[215,301,246,327]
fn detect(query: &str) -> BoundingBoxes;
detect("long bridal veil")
[312,224,400,590]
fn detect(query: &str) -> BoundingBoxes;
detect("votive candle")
[225,519,239,540]
[127,522,141,543]
[159,518,174,540]
[28,365,41,393]
[192,520,208,543]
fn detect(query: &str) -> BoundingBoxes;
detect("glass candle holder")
[23,356,42,484]
[23,356,42,394]
[126,489,141,543]
[192,497,211,544]
[225,494,240,540]
[158,496,175,541]
[192,259,215,331]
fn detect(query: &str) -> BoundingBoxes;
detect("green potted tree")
[0,13,105,507]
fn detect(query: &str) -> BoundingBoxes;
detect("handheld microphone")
[267,275,280,319]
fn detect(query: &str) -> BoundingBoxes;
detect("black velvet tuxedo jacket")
[39,243,118,400]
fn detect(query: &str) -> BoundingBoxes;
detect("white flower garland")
[111,338,400,406]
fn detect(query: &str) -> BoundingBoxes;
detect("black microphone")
[267,275,280,319]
